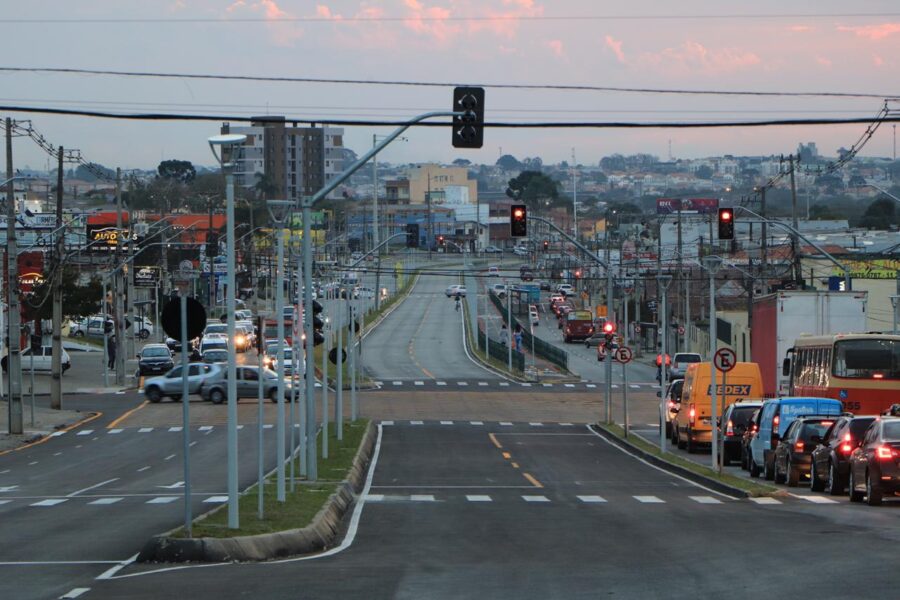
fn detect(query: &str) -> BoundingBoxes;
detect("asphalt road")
[82,421,900,599]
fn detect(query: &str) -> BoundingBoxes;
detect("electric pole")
[50,146,64,410]
[759,186,767,295]
[787,154,801,284]
[5,118,22,433]
[114,168,125,385]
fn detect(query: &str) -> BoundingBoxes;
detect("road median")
[137,419,376,563]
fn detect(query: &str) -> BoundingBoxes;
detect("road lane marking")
[529,422,544,427]
[414,381,424,386]
[523,473,544,488]
[499,382,510,387]
[564,384,575,388]
[522,495,550,502]
[107,400,148,429]
[511,462,520,468]
[586,384,597,388]
[499,422,513,426]
[634,496,665,503]
[164,454,176,461]
[198,426,213,431]
[168,427,182,432]
[31,499,68,507]
[107,429,123,434]
[749,497,782,505]
[520,383,532,387]
[159,481,185,489]
[577,495,607,503]
[0,469,9,474]
[488,433,503,449]
[502,452,511,459]
[189,441,198,447]
[146,497,178,504]
[466,495,492,502]
[790,494,838,504]
[457,381,468,386]
[203,496,228,503]
[440,421,454,425]
[88,498,124,505]
[53,452,63,456]
[67,478,119,498]
[263,424,274,429]
[0,486,18,492]
[689,496,722,504]
[392,381,403,386]
[410,494,435,502]
[366,494,385,502]
[410,420,424,426]
[560,423,573,427]
[138,428,154,433]
[478,382,488,386]
[137,466,151,472]
[29,461,38,466]
[50,431,67,437]
[470,421,484,425]
[381,420,395,426]
[76,430,93,436]
[60,588,91,599]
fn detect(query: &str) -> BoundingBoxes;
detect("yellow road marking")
[0,411,103,456]
[488,433,503,449]
[523,472,544,488]
[511,462,520,469]
[502,451,511,459]
[107,400,149,429]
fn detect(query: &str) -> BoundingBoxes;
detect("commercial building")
[384,164,477,206]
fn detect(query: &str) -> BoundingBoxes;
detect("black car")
[809,415,876,495]
[718,400,764,467]
[538,281,552,291]
[849,416,900,506]
[166,336,201,360]
[740,407,763,471]
[772,416,836,486]
[137,344,175,376]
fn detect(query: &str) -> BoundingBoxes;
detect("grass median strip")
[597,423,778,497]
[175,419,369,539]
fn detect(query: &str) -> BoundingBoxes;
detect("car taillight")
[773,415,779,428]
[841,432,853,454]
[689,404,696,425]
[667,400,675,409]
[794,441,805,452]
[876,445,896,460]
[725,420,734,437]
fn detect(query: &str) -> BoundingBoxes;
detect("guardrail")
[476,330,525,372]
[487,291,569,372]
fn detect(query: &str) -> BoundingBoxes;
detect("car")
[68,315,112,339]
[356,287,376,298]
[519,267,534,282]
[584,333,608,348]
[549,294,566,308]
[143,363,222,403]
[235,309,254,321]
[717,400,765,467]
[488,266,500,277]
[200,365,292,404]
[490,283,507,298]
[513,246,529,256]
[740,408,763,471]
[128,316,155,340]
[848,416,900,505]
[810,415,877,495]
[273,347,305,377]
[204,323,228,337]
[167,336,201,359]
[670,352,702,380]
[528,305,540,327]
[772,416,836,486]
[556,284,574,296]
[136,344,175,376]
[538,281,552,291]
[233,324,253,352]
[236,320,257,346]
[199,337,228,356]
[3,345,72,374]
[657,379,685,438]
[201,348,229,364]
[445,284,467,298]
[484,245,502,254]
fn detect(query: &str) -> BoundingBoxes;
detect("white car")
[274,347,305,377]
[445,284,467,298]
[491,283,508,299]
[529,305,540,326]
[557,284,575,297]
[513,246,529,256]
[488,266,500,277]
[2,345,71,373]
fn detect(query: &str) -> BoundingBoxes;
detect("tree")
[24,268,103,323]
[600,154,626,172]
[496,154,523,171]
[506,170,561,210]
[695,165,714,180]
[74,163,114,182]
[158,159,196,183]
[858,197,897,229]
[452,158,471,167]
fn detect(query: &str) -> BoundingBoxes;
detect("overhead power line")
[0,67,895,100]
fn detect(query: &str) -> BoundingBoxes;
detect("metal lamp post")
[208,133,247,530]
[703,255,722,472]
[657,274,673,453]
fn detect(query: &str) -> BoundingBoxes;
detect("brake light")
[877,445,896,460]
[794,441,805,452]
[773,415,779,428]
[725,420,735,437]
[667,400,676,409]
[874,373,884,379]
[689,404,696,425]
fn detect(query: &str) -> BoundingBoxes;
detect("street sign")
[328,347,348,365]
[678,325,685,335]
[713,348,737,373]
[161,297,207,340]
[615,347,633,364]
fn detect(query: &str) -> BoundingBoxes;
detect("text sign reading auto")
[713,348,737,373]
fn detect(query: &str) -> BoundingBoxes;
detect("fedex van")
[671,362,764,453]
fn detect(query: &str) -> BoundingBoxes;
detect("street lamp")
[208,133,247,530]
[657,274,673,454]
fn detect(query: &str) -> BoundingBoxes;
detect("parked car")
[556,284,575,297]
[143,363,222,403]
[512,246,529,256]
[529,305,540,327]
[810,415,877,495]
[718,400,765,467]
[68,315,112,339]
[487,266,500,277]
[748,396,843,479]
[848,417,900,505]
[136,344,175,376]
[2,345,72,374]
[670,352,702,380]
[445,284,467,298]
[201,365,292,404]
[484,246,502,254]
[772,416,836,486]
[741,407,763,471]
[658,379,685,437]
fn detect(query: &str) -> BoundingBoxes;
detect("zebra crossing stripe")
[689,496,722,504]
[88,498,123,505]
[577,495,607,503]
[466,495,492,502]
[410,494,435,502]
[749,497,782,505]
[634,496,665,503]
[522,495,550,503]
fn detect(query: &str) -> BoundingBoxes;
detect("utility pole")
[372,134,379,251]
[787,154,802,284]
[50,146,63,410]
[676,206,683,351]
[114,168,125,386]
[759,186,768,295]
[426,170,433,259]
[5,120,22,433]
[126,175,137,360]
[572,148,578,240]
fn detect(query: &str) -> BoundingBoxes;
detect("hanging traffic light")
[452,86,485,149]
[603,321,616,343]
[311,299,325,346]
[543,240,549,252]
[510,204,527,237]
[438,235,445,247]
[405,223,420,248]
[718,208,734,240]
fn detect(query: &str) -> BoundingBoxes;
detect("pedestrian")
[499,323,508,347]
[514,326,523,353]
[107,335,117,370]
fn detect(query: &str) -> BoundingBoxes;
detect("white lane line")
[146,496,178,504]
[164,454,176,461]
[520,383,532,387]
[466,495,492,502]
[410,420,424,426]
[263,424,274,429]
[67,478,119,498]
[790,494,839,504]
[564,384,575,388]
[0,469,9,474]
[107,429,123,434]
[560,423,574,427]
[629,384,640,389]
[76,430,93,436]
[189,441,198,447]
[690,496,723,505]
[414,381,424,386]
[499,382,510,387]
[198,426,213,431]
[53,452,63,456]
[392,381,403,386]
[88,498,124,505]
[436,381,447,386]
[542,383,553,387]
[137,466,151,472]
[522,495,550,503]
[477,382,489,387]
[28,461,39,466]
[168,427,182,432]
[440,421,454,425]
[366,494,385,502]
[634,496,665,503]
[0,486,19,493]
[529,422,544,427]
[611,384,619,389]
[499,422,513,426]
[381,420,395,426]
[457,381,468,386]
[138,427,154,433]
[203,496,229,503]
[586,384,597,388]
[749,497,782,505]
[96,553,139,581]
[577,495,607,503]
[31,499,68,507]
[50,431,67,437]
[0,500,11,505]
[470,421,484,426]
[410,494,435,502]
[59,588,91,599]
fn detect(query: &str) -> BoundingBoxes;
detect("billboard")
[133,266,160,288]
[656,198,719,215]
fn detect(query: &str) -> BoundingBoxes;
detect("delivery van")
[671,361,764,453]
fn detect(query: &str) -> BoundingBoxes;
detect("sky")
[1,0,900,172]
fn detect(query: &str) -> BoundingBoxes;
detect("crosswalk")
[372,380,660,391]
[364,492,813,506]
[381,421,580,427]
[0,495,229,509]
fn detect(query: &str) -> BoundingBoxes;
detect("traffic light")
[543,240,549,252]
[510,204,527,237]
[312,299,325,346]
[405,223,419,248]
[603,321,616,343]
[574,269,582,279]
[452,86,485,149]
[718,208,734,240]
[437,235,445,247]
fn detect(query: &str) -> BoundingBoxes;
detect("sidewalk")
[8,352,135,396]
[0,400,92,452]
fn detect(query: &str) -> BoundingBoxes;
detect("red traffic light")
[720,209,733,221]
[513,208,525,219]
[603,322,615,334]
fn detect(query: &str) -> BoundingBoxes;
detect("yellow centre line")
[502,451,511,459]
[511,462,520,469]
[488,433,503,449]
[0,411,104,456]
[106,400,149,429]
[522,472,544,488]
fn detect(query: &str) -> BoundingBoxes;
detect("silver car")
[201,365,292,404]
[143,363,223,403]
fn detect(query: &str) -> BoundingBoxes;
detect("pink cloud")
[837,22,900,40]
[873,54,885,66]
[544,39,564,58]
[638,41,761,75]
[604,35,626,63]
[789,25,812,32]
[225,0,302,45]
[816,56,832,69]
[403,2,461,44]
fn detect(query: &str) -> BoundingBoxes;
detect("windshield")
[799,422,832,442]
[142,347,169,358]
[883,421,900,441]
[205,324,227,334]
[675,354,701,363]
[833,339,900,379]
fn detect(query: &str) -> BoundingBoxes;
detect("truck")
[751,290,868,397]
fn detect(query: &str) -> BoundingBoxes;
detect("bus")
[783,333,900,415]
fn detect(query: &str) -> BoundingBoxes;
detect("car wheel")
[268,388,279,402]
[774,458,786,484]
[786,459,800,487]
[721,449,731,467]
[210,388,226,405]
[145,386,162,403]
[810,461,825,492]
[686,433,697,454]
[764,455,775,481]
[866,470,883,506]
[848,469,864,502]
[73,331,84,338]
[749,454,761,478]
[826,461,843,496]
[170,395,182,402]
[138,329,150,340]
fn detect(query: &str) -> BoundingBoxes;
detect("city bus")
[783,333,900,415]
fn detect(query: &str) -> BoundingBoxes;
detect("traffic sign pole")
[622,355,629,438]
[712,347,736,474]
[179,295,192,538]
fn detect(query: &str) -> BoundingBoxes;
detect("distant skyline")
[2,1,899,171]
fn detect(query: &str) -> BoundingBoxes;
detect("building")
[384,164,477,205]
[221,117,344,200]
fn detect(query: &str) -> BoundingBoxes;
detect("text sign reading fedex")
[705,384,752,396]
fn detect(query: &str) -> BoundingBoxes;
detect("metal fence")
[487,292,569,372]
[476,329,525,372]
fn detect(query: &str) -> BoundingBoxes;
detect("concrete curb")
[588,423,758,498]
[137,421,378,563]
